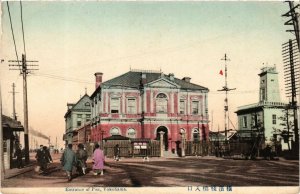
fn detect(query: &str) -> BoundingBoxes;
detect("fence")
[85,140,161,158]
[185,141,216,156]
[85,140,256,158]
[185,141,256,157]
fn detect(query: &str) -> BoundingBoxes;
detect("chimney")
[169,73,174,81]
[141,73,147,85]
[182,77,191,83]
[94,72,103,89]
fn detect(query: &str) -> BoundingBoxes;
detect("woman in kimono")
[92,144,105,176]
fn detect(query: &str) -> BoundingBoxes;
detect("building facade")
[72,121,91,148]
[90,70,210,152]
[63,94,92,145]
[2,115,24,169]
[235,66,293,150]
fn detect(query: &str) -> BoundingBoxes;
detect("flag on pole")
[219,70,223,76]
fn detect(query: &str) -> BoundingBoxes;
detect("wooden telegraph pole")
[282,2,300,154]
[9,54,38,164]
[9,83,18,120]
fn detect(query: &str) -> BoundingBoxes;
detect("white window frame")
[180,100,185,114]
[110,97,120,114]
[242,116,247,128]
[192,101,199,115]
[127,98,137,114]
[110,127,121,135]
[272,114,276,125]
[127,128,136,138]
[156,93,168,113]
[192,128,200,141]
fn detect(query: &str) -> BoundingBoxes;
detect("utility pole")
[282,39,299,153]
[282,1,300,52]
[9,54,39,164]
[282,1,300,155]
[218,54,236,141]
[9,83,18,120]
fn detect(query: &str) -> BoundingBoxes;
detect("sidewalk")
[4,161,35,179]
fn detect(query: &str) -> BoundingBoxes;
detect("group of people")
[60,143,105,181]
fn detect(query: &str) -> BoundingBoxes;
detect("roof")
[103,135,130,141]
[130,138,151,142]
[209,131,226,141]
[235,101,288,114]
[2,115,24,131]
[101,71,209,91]
[64,94,91,118]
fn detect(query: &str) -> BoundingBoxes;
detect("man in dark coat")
[36,145,46,172]
[61,144,77,181]
[14,144,23,169]
[76,144,88,175]
[43,146,53,163]
[114,144,120,161]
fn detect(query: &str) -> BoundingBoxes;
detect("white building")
[63,94,92,145]
[235,66,293,150]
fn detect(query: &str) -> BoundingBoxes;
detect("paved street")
[1,154,299,187]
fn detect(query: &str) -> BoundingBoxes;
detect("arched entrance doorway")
[156,126,168,151]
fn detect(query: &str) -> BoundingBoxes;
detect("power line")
[20,1,26,56]
[33,73,94,84]
[6,2,21,73]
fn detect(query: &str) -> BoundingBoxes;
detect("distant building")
[2,115,24,169]
[72,121,91,148]
[90,70,210,152]
[63,94,92,145]
[235,66,293,150]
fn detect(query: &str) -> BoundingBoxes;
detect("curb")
[4,164,35,179]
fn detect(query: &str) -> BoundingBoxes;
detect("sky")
[0,1,295,148]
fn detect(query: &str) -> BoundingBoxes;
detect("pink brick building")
[90,70,209,151]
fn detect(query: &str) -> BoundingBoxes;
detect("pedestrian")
[43,146,53,170]
[60,144,77,181]
[76,144,88,175]
[114,144,120,161]
[92,144,105,176]
[35,145,47,172]
[14,144,23,169]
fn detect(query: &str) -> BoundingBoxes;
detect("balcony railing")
[237,101,287,110]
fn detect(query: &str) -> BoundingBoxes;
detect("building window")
[110,98,120,113]
[156,93,168,113]
[110,127,120,135]
[192,128,200,142]
[272,114,276,124]
[242,116,247,128]
[77,114,82,127]
[85,102,90,107]
[180,100,185,114]
[261,88,265,101]
[192,101,199,115]
[127,128,136,138]
[86,114,91,122]
[127,98,136,114]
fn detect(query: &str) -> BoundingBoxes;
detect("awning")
[103,135,130,141]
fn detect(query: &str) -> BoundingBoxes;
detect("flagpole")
[218,54,236,143]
